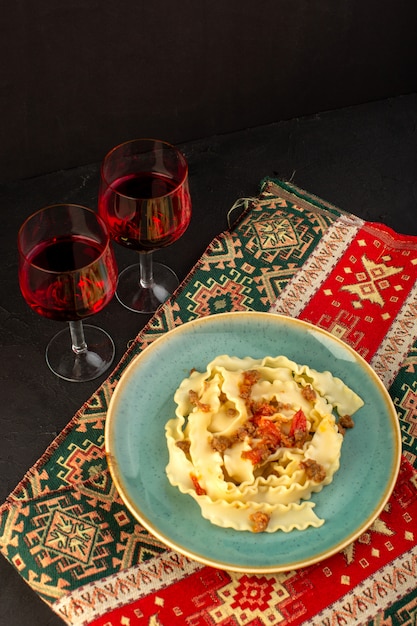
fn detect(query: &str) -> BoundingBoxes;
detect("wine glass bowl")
[98,138,192,313]
[18,204,118,382]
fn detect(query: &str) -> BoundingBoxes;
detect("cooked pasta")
[165,355,364,533]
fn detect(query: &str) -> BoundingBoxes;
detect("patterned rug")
[1,178,416,625]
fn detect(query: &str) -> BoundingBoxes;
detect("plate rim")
[105,311,402,573]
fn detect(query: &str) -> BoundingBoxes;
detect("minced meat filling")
[249,511,270,533]
[300,458,326,483]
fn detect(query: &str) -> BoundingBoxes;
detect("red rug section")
[298,224,417,361]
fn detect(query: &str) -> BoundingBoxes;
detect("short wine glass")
[18,204,118,382]
[98,138,192,313]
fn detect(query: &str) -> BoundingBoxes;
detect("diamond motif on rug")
[254,217,300,250]
[341,255,403,307]
[43,510,98,564]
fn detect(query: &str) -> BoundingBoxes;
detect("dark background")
[1,0,416,182]
[1,1,417,625]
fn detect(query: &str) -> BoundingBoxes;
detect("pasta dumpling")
[165,355,363,533]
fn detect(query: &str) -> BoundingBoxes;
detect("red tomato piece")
[190,473,207,496]
[289,409,307,436]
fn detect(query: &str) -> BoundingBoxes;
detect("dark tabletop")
[1,94,416,626]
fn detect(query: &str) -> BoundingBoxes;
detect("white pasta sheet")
[165,355,364,533]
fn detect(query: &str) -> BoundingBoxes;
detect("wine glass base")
[116,262,179,314]
[46,324,115,382]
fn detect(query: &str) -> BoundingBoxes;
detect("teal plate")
[105,312,401,573]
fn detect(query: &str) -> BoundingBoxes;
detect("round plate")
[105,312,401,573]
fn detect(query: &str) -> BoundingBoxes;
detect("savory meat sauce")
[168,355,362,534]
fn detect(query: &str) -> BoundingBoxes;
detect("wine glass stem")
[69,320,88,354]
[139,252,154,288]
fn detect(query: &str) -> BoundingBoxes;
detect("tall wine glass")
[18,204,118,382]
[98,138,192,313]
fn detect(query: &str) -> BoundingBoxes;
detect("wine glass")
[98,138,192,313]
[18,204,118,382]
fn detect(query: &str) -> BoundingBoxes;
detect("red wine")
[33,237,103,272]
[19,235,117,321]
[99,171,191,251]
[115,171,178,199]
